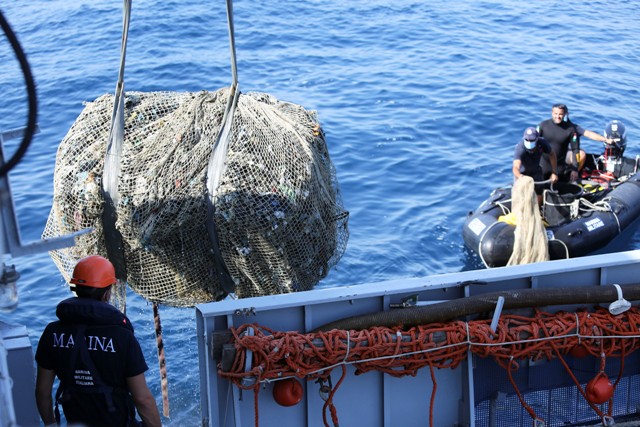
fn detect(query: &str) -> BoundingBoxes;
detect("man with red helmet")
[35,255,161,427]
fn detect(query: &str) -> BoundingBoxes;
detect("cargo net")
[43,88,349,306]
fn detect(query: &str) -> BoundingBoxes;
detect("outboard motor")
[602,120,627,175]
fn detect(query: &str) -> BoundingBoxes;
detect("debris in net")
[43,88,349,306]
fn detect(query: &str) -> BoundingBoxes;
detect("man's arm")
[549,150,558,183]
[35,365,56,426]
[512,159,522,179]
[583,129,608,143]
[127,373,162,427]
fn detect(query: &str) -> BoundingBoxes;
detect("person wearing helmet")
[513,127,558,196]
[35,255,161,427]
[538,103,613,182]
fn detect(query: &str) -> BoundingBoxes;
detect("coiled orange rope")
[219,307,640,426]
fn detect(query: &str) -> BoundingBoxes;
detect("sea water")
[1,0,639,424]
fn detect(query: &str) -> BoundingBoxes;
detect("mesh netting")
[43,88,349,306]
[507,176,548,266]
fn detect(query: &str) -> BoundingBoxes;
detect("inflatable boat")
[463,149,640,267]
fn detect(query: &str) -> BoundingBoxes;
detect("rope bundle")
[219,307,640,426]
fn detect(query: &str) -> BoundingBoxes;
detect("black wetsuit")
[35,297,148,427]
[537,118,585,179]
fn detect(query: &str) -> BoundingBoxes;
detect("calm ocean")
[1,0,639,424]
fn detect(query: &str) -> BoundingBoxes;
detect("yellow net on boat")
[42,88,349,306]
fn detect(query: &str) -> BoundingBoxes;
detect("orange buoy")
[585,374,614,404]
[273,378,304,407]
[569,344,590,358]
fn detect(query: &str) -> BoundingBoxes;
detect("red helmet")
[70,255,116,289]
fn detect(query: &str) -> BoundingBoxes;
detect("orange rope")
[544,318,605,419]
[321,365,345,427]
[506,355,538,421]
[253,386,259,427]
[219,307,640,425]
[427,363,436,427]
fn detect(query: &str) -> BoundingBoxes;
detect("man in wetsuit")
[35,255,161,427]
[538,103,612,182]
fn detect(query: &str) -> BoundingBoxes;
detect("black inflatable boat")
[463,151,640,267]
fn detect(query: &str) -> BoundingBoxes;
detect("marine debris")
[43,89,349,306]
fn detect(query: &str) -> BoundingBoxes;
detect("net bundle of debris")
[43,88,349,306]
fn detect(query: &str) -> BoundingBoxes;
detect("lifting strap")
[204,0,239,295]
[102,0,132,285]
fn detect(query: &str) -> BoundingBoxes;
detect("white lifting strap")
[608,283,631,315]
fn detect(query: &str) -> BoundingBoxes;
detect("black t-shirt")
[35,298,148,427]
[513,137,552,179]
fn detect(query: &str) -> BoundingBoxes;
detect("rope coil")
[219,307,640,426]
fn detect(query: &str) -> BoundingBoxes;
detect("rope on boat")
[543,194,581,218]
[495,199,512,216]
[589,199,620,233]
[579,198,621,233]
[219,307,640,427]
[484,177,624,266]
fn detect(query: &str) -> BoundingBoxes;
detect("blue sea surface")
[1,0,639,424]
